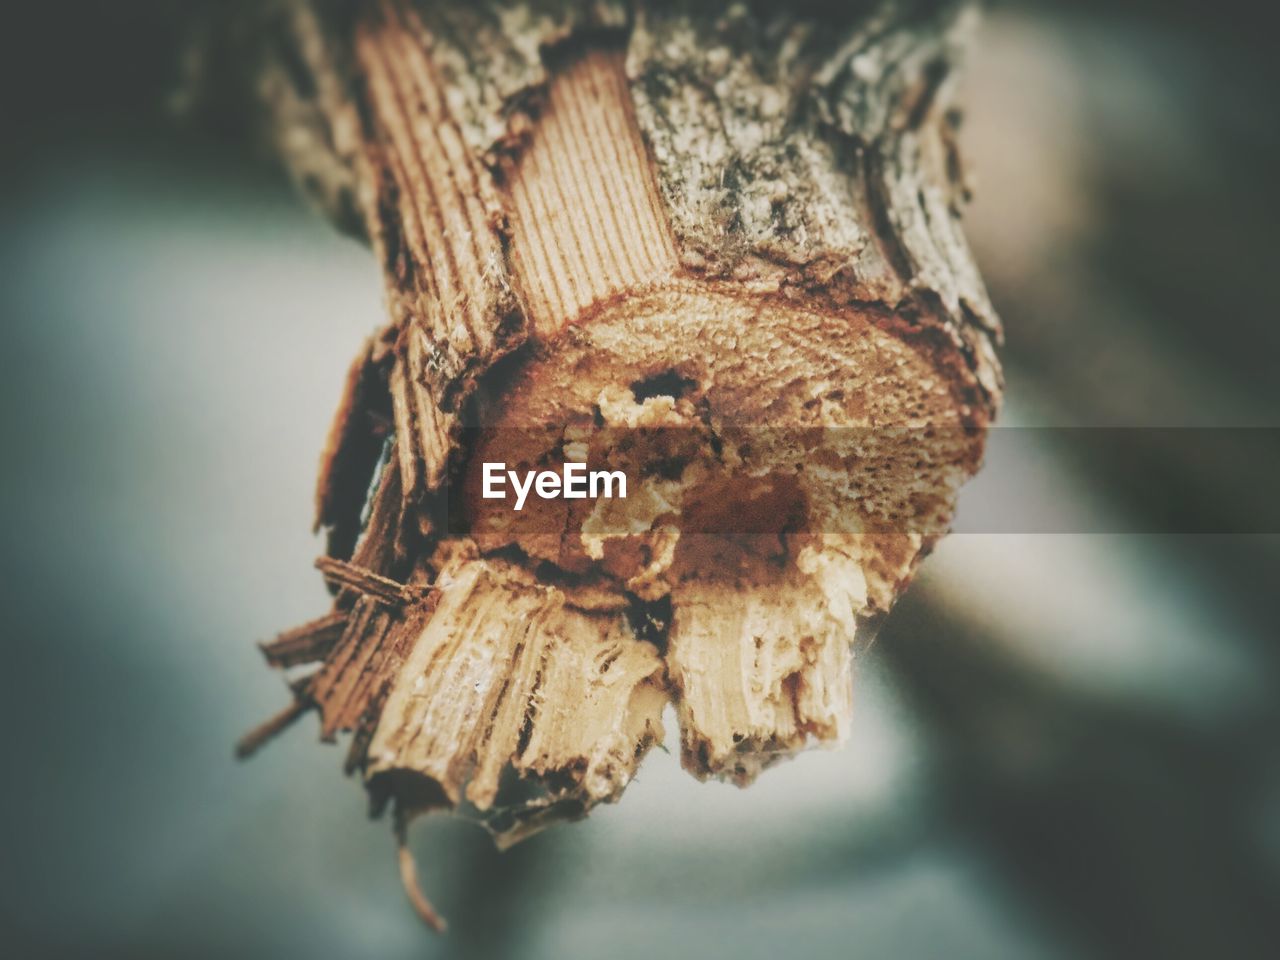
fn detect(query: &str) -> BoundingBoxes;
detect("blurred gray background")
[2,2,1278,958]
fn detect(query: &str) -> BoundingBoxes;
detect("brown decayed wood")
[229,0,1002,928]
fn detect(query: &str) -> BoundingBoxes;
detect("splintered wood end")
[237,0,1002,926]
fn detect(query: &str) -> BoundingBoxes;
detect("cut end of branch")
[234,0,1004,926]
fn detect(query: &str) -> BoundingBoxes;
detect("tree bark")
[222,0,1002,926]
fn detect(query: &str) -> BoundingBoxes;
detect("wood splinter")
[397,830,448,934]
[223,0,1003,929]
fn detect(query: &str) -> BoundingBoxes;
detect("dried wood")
[222,0,1003,927]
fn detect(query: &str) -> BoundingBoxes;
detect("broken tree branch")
[211,0,1003,928]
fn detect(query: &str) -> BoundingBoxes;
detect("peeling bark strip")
[226,0,1002,927]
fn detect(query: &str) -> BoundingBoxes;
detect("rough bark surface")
[221,0,1002,925]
